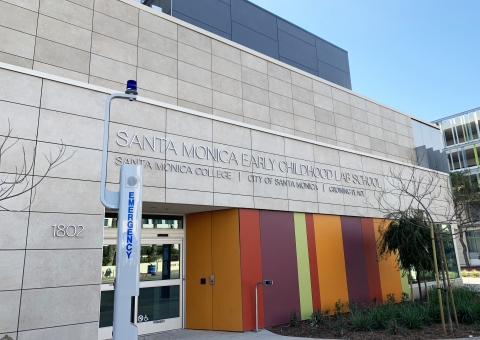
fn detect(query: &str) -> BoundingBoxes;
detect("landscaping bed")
[268,287,480,339]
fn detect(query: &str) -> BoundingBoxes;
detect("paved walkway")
[140,329,329,340]
[139,329,479,340]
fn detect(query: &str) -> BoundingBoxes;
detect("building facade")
[433,107,480,267]
[144,0,352,89]
[0,0,458,339]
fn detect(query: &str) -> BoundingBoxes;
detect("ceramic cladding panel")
[0,0,418,163]
[239,211,406,329]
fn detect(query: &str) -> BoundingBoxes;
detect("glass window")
[440,225,459,279]
[104,214,183,229]
[140,244,180,281]
[137,286,180,323]
[467,230,480,253]
[101,243,180,284]
[464,147,477,168]
[99,290,114,328]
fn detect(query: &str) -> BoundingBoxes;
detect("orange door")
[186,210,244,331]
[212,209,243,331]
[185,212,213,330]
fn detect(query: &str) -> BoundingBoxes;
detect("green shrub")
[472,269,480,278]
[289,310,299,327]
[462,269,469,277]
[398,303,427,329]
[309,310,323,328]
[350,309,376,331]
[368,305,391,329]
[456,304,478,324]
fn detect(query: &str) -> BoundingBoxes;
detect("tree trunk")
[417,271,423,301]
[458,228,471,268]
[436,229,453,332]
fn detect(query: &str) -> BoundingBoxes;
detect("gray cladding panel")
[277,18,316,46]
[167,0,352,88]
[318,60,352,89]
[278,30,318,71]
[232,22,279,60]
[231,0,278,41]
[173,11,232,39]
[415,146,429,168]
[316,38,350,73]
[426,147,437,171]
[279,57,318,76]
[173,0,231,34]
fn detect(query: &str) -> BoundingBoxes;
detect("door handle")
[210,274,215,285]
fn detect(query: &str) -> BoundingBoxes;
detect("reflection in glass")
[140,244,180,282]
[137,286,180,323]
[102,245,117,284]
[101,244,180,284]
[99,290,114,328]
[104,214,183,229]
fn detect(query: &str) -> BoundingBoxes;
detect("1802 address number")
[52,225,84,238]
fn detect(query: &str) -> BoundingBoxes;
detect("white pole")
[255,282,260,333]
[100,83,142,340]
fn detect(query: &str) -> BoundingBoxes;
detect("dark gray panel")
[316,38,350,73]
[173,11,231,39]
[173,0,231,34]
[426,148,437,171]
[436,150,450,173]
[279,57,318,76]
[278,30,318,71]
[232,22,279,59]
[318,60,351,89]
[144,0,171,14]
[415,146,429,168]
[231,0,278,41]
[277,18,315,46]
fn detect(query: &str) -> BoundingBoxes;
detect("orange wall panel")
[185,212,213,330]
[373,218,403,302]
[239,209,264,331]
[313,214,349,312]
[212,209,244,331]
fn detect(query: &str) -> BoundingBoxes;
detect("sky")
[249,0,480,123]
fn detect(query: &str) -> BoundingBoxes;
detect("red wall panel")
[340,216,370,307]
[260,210,300,327]
[239,209,264,331]
[361,218,383,304]
[305,213,321,311]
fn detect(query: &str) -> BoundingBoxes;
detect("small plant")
[333,317,347,337]
[401,292,410,302]
[462,269,469,277]
[387,318,408,336]
[472,269,480,278]
[334,300,345,317]
[309,310,323,328]
[347,300,358,313]
[386,293,396,304]
[289,310,299,327]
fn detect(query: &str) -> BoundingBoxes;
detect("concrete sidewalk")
[139,329,330,339]
[139,329,479,340]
